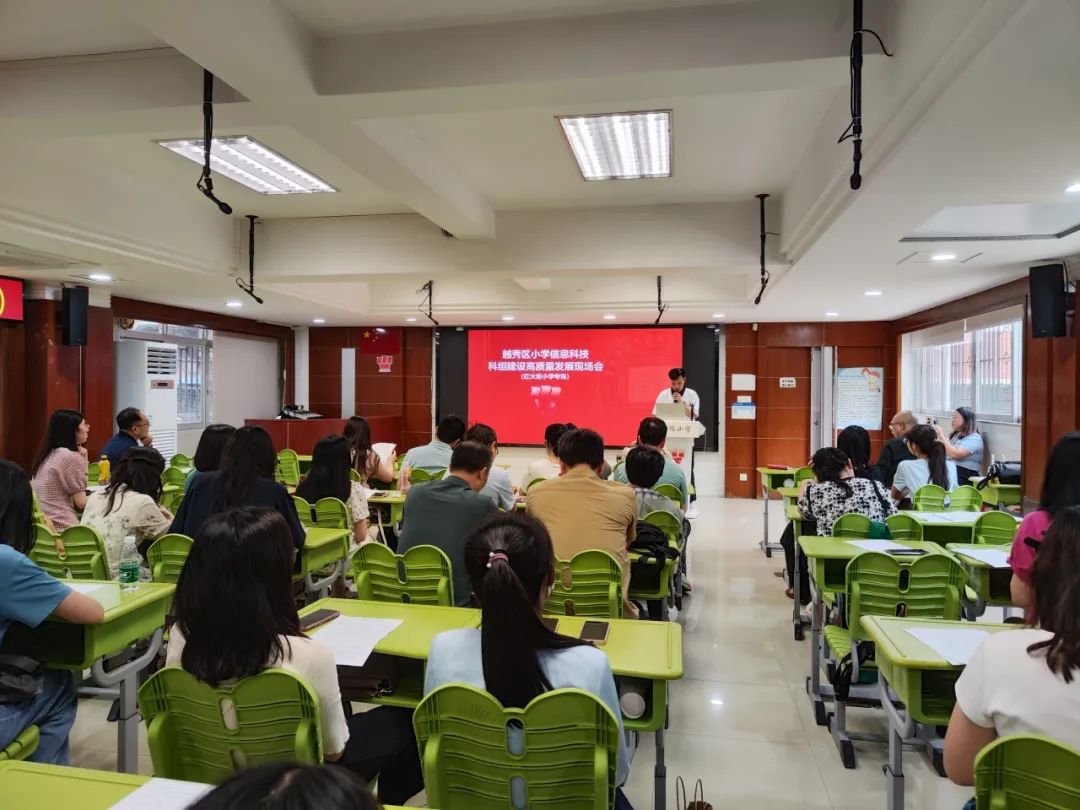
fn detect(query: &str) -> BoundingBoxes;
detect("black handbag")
[0,654,43,704]
[977,460,1021,488]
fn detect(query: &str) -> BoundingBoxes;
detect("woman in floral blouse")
[797,446,896,537]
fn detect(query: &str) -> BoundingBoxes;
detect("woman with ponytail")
[891,423,958,501]
[944,506,1080,788]
[424,512,632,805]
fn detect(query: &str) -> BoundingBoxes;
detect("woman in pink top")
[30,409,90,532]
[1009,432,1080,615]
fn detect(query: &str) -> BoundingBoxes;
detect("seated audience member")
[937,406,984,484]
[944,505,1080,788]
[296,436,369,543]
[169,508,421,803]
[170,426,304,551]
[874,411,917,486]
[30,409,90,532]
[613,417,688,509]
[190,762,383,810]
[345,416,395,484]
[100,407,152,469]
[397,442,498,606]
[527,428,637,618]
[837,425,881,481]
[464,423,515,511]
[1009,432,1080,616]
[185,423,236,494]
[623,446,685,525]
[0,459,104,764]
[400,414,466,474]
[797,447,896,537]
[520,422,567,492]
[425,513,631,808]
[81,447,171,578]
[891,424,958,501]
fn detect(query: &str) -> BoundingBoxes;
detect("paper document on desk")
[845,540,910,552]
[66,582,106,595]
[954,547,1010,568]
[906,628,989,665]
[373,442,396,463]
[109,778,211,809]
[315,616,403,667]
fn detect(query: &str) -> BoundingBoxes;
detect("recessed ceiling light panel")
[156,136,336,195]
[226,300,243,308]
[312,318,326,324]
[557,111,671,181]
[88,272,112,282]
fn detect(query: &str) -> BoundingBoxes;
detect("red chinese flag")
[357,327,402,355]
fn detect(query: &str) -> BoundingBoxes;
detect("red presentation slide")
[468,328,683,445]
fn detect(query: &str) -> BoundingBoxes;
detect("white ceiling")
[0,0,1077,327]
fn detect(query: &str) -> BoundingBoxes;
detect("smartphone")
[300,608,341,632]
[579,621,610,645]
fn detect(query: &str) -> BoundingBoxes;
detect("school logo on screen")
[376,355,393,373]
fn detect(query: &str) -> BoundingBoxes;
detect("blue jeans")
[0,669,77,764]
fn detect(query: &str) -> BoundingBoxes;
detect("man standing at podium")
[654,368,701,518]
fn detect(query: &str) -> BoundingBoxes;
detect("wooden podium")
[245,416,402,455]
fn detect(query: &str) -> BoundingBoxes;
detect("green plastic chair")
[822,551,966,768]
[31,524,108,580]
[162,467,187,487]
[653,482,683,505]
[544,549,623,618]
[350,542,454,606]
[947,485,982,512]
[349,468,362,483]
[527,477,548,492]
[629,512,681,618]
[885,513,923,542]
[0,725,39,761]
[973,734,1080,809]
[139,667,322,783]
[292,496,316,528]
[973,510,1018,545]
[794,465,815,483]
[161,488,185,514]
[275,450,301,488]
[642,510,682,547]
[414,684,619,810]
[912,484,948,511]
[314,497,350,530]
[409,467,446,485]
[87,462,101,485]
[145,534,194,584]
[170,454,192,469]
[832,513,872,538]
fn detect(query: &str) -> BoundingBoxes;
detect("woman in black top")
[170,426,304,551]
[837,425,881,482]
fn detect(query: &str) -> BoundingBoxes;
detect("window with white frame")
[905,307,1022,423]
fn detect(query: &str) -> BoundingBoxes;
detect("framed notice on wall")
[835,367,883,430]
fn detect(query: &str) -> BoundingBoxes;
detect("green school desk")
[0,761,414,810]
[796,537,951,729]
[757,466,799,558]
[968,477,1022,510]
[296,527,352,596]
[301,601,683,810]
[367,489,406,541]
[945,543,1016,616]
[860,616,1017,810]
[0,581,175,774]
[906,510,1017,545]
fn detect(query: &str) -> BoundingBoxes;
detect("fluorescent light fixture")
[712,313,725,319]
[88,272,112,282]
[557,110,671,181]
[603,314,617,320]
[865,290,883,296]
[930,252,957,262]
[226,300,243,308]
[501,315,516,322]
[312,318,326,324]
[710,698,724,707]
[1066,182,1080,194]
[406,317,418,323]
[825,311,839,317]
[156,136,335,195]
[375,327,387,334]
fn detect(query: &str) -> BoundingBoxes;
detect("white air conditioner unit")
[115,341,180,462]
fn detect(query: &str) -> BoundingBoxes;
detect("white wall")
[212,332,282,425]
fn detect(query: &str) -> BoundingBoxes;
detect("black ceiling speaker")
[1029,263,1068,339]
[61,285,88,346]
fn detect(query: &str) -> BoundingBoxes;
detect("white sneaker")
[686,505,700,519]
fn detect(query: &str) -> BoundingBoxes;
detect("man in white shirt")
[464,423,516,511]
[655,367,701,518]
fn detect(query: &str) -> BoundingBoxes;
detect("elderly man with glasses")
[874,410,917,487]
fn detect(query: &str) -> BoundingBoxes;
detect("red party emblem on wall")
[671,450,685,464]
[376,355,393,373]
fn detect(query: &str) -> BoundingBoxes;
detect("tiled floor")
[69,449,974,808]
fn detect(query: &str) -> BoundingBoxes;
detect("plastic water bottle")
[118,535,140,591]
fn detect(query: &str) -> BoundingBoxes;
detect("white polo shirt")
[655,386,700,420]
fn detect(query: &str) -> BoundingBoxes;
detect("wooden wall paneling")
[112,297,292,342]
[890,279,1027,334]
[1022,331,1052,500]
[82,307,115,459]
[0,321,27,467]
[24,300,81,466]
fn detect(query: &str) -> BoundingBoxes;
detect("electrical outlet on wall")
[739,473,748,481]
